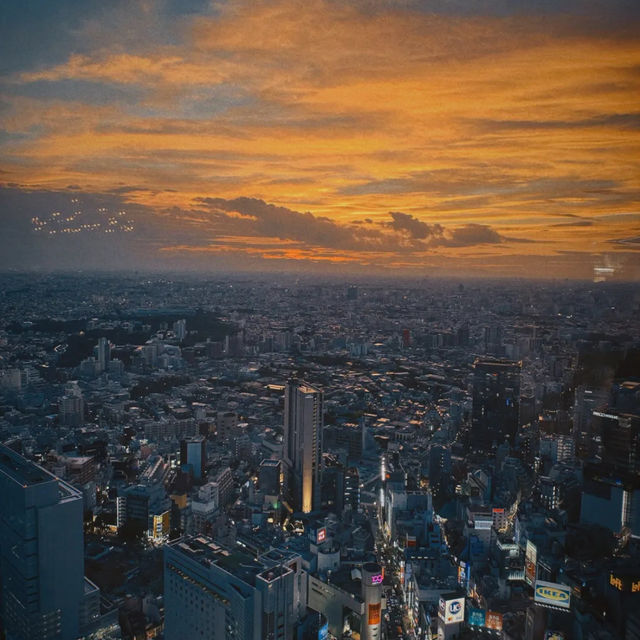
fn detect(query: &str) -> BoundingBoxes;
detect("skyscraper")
[283,379,323,513]
[320,455,344,514]
[471,358,521,451]
[581,463,640,537]
[0,444,85,640]
[344,467,360,511]
[596,409,640,476]
[172,319,186,342]
[180,436,207,481]
[94,337,111,373]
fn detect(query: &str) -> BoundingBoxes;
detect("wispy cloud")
[0,0,639,275]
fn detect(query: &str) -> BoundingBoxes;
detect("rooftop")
[0,445,82,504]
[171,536,264,585]
[0,444,53,486]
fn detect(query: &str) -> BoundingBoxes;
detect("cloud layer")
[0,0,639,276]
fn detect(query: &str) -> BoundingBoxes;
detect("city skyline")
[1,0,639,278]
[0,272,638,639]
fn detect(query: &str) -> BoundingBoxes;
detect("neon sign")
[609,573,640,592]
[610,575,623,590]
[371,573,383,585]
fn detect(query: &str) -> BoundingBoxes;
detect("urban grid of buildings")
[0,273,639,640]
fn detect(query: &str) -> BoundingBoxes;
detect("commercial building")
[580,466,640,537]
[117,483,172,541]
[596,409,640,476]
[94,337,112,373]
[164,536,301,640]
[180,436,207,481]
[283,379,324,513]
[361,563,383,640]
[471,359,521,451]
[190,482,219,535]
[58,382,85,428]
[307,562,383,640]
[344,467,361,511]
[0,445,86,640]
[259,458,282,497]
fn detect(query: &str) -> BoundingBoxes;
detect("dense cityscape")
[0,272,639,640]
[1,1,639,637]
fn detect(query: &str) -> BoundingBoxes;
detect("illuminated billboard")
[534,581,571,610]
[438,597,464,625]
[317,527,326,543]
[525,540,537,586]
[457,561,468,589]
[609,573,640,592]
[152,511,170,540]
[402,562,411,589]
[368,603,381,625]
[468,608,485,626]
[486,611,503,631]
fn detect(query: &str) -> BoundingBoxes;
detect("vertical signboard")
[403,560,411,590]
[468,608,486,626]
[458,561,468,589]
[486,611,503,631]
[525,540,537,586]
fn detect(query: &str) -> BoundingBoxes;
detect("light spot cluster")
[32,199,134,235]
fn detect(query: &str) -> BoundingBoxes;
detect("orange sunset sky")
[1,0,639,278]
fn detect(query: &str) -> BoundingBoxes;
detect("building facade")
[283,379,324,513]
[164,536,300,640]
[471,358,521,451]
[0,445,85,640]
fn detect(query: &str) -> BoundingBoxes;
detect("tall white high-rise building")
[283,379,323,513]
[172,319,186,342]
[94,337,111,373]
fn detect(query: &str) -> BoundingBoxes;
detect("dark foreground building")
[471,358,521,451]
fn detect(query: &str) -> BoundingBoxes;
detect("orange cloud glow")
[1,0,639,276]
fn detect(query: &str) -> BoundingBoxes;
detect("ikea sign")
[534,581,571,610]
